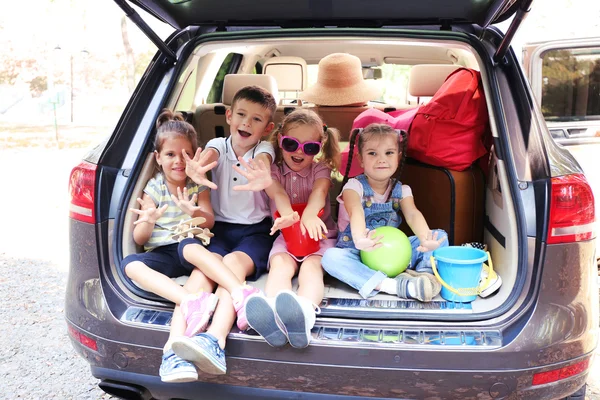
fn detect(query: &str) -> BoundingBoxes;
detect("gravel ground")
[0,255,113,400]
[0,139,598,399]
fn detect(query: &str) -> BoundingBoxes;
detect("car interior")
[119,36,520,318]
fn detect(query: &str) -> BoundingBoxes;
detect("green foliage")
[29,76,48,98]
[207,53,235,104]
[542,49,600,120]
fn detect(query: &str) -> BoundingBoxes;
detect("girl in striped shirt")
[122,109,219,383]
[244,109,340,349]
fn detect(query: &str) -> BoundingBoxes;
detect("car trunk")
[115,30,525,324]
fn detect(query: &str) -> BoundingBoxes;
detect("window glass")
[207,53,237,104]
[306,63,410,105]
[174,68,197,110]
[541,47,600,123]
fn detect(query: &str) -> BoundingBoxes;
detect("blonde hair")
[269,109,340,171]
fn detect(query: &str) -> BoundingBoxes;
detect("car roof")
[125,0,521,30]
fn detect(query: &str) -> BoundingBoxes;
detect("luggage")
[408,68,490,171]
[397,160,485,246]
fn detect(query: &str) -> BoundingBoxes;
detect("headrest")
[222,74,279,106]
[408,64,461,97]
[262,56,308,92]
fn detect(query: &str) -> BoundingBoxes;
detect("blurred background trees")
[0,0,170,127]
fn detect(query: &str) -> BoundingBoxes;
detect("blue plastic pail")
[431,246,488,302]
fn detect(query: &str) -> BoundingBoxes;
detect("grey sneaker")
[395,273,433,302]
[275,291,318,349]
[403,269,442,298]
[159,349,198,383]
[246,294,288,347]
[171,333,226,375]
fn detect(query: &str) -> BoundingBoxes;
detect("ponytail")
[319,124,341,172]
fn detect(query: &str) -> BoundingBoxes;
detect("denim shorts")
[205,218,275,281]
[121,238,202,278]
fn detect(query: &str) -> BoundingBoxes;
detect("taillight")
[532,358,590,385]
[548,173,595,244]
[68,161,97,224]
[67,325,98,352]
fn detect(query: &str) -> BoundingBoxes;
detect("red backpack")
[408,67,490,171]
[340,67,490,177]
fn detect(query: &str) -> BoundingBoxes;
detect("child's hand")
[300,213,328,241]
[354,229,384,252]
[270,211,300,235]
[416,230,445,252]
[232,157,273,192]
[171,187,202,216]
[183,148,218,190]
[130,197,168,225]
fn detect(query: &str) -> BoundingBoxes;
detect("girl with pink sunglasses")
[243,109,340,349]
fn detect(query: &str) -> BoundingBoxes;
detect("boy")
[170,85,278,375]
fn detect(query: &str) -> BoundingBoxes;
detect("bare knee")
[124,261,146,279]
[298,257,323,281]
[223,252,253,280]
[181,242,205,261]
[269,255,298,280]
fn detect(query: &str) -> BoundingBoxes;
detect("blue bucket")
[431,246,488,302]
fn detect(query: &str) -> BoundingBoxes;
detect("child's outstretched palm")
[183,148,218,190]
[130,197,168,225]
[416,230,445,252]
[301,213,328,241]
[171,187,201,216]
[355,229,384,252]
[232,157,273,191]
[270,211,300,235]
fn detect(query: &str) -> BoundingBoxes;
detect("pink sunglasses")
[279,136,322,156]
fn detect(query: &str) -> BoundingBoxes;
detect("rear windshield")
[307,63,411,105]
[541,47,600,123]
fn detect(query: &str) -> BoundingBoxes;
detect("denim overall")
[322,175,448,299]
[336,174,403,249]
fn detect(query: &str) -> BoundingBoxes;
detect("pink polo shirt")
[269,162,337,236]
[268,162,337,263]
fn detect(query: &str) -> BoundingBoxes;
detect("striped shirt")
[143,172,207,251]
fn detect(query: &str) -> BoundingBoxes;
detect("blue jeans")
[322,229,448,299]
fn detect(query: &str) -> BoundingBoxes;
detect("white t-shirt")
[336,178,413,232]
[207,137,275,224]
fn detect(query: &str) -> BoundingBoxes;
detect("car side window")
[207,53,243,104]
[541,47,600,124]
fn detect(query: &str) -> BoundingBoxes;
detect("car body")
[522,37,600,263]
[66,1,599,399]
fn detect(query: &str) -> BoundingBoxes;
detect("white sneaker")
[274,291,319,349]
[479,266,502,298]
[246,294,288,347]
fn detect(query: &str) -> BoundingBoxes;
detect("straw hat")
[300,53,382,106]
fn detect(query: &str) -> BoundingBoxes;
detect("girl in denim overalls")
[322,124,448,302]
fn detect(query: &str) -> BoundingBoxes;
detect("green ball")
[360,226,412,277]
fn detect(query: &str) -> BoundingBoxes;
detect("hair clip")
[323,124,328,132]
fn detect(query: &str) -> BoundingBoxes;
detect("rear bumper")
[90,361,590,400]
[73,332,593,400]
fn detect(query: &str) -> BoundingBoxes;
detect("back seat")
[193,74,280,146]
[407,64,460,105]
[262,56,307,105]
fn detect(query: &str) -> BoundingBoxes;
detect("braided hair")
[342,123,408,186]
